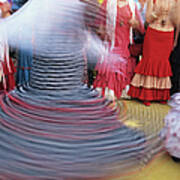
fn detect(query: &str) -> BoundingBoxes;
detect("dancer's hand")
[129,18,140,29]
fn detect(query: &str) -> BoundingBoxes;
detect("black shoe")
[171,156,180,163]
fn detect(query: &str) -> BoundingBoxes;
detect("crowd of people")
[0,0,179,166]
[1,0,179,102]
[93,0,180,163]
[92,0,179,106]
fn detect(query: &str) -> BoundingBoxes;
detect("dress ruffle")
[135,57,172,77]
[130,74,171,89]
[128,27,174,101]
[135,27,173,77]
[94,51,129,99]
[128,85,170,101]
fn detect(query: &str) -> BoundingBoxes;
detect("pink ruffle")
[94,48,136,99]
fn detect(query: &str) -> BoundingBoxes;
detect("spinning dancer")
[0,0,163,179]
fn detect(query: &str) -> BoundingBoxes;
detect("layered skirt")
[128,27,174,101]
[93,47,136,99]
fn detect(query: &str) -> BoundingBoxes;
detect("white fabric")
[0,0,7,3]
[106,0,117,50]
[0,22,12,72]
[128,0,135,44]
[161,93,180,158]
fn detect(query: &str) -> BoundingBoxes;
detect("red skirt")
[93,47,136,99]
[135,27,173,77]
[128,85,170,101]
[128,27,174,101]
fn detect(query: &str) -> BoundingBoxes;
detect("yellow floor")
[112,153,180,180]
[110,100,180,180]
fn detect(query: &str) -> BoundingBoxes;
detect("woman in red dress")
[128,0,177,106]
[0,0,16,92]
[93,0,144,101]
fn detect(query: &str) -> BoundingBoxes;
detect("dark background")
[11,0,28,11]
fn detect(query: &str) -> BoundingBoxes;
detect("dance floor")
[111,100,180,180]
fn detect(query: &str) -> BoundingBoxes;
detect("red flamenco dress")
[94,2,142,100]
[0,1,16,92]
[0,36,16,93]
[128,26,174,103]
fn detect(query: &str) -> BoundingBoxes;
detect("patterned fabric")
[162,93,180,158]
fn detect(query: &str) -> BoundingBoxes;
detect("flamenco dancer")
[0,0,164,179]
[128,0,177,106]
[93,0,144,101]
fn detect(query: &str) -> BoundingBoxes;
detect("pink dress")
[93,3,143,99]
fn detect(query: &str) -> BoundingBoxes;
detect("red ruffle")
[0,58,16,91]
[135,27,174,77]
[94,50,133,99]
[135,57,172,77]
[128,85,170,101]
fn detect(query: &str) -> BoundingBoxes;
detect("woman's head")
[0,0,11,17]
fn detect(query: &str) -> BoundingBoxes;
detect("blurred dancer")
[93,0,144,101]
[128,0,177,106]
[81,0,101,87]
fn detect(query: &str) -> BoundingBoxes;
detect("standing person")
[0,0,16,92]
[169,34,180,95]
[93,0,144,101]
[128,0,177,106]
[162,1,180,162]
[168,0,180,95]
